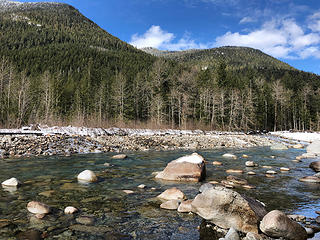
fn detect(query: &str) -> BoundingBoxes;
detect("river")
[0,146,319,239]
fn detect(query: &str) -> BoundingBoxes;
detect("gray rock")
[224,227,240,240]
[199,183,214,193]
[177,199,193,213]
[243,232,264,240]
[307,140,320,155]
[76,216,96,225]
[191,186,267,233]
[260,210,307,240]
[160,200,180,210]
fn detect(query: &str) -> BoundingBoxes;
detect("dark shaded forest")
[0,2,320,131]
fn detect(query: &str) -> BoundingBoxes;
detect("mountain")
[142,46,293,71]
[0,1,319,132]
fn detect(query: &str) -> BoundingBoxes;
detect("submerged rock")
[270,143,288,150]
[222,153,237,159]
[77,170,97,183]
[191,186,267,233]
[27,201,50,215]
[112,154,127,159]
[260,210,307,240]
[299,176,320,183]
[310,161,320,172]
[155,153,206,182]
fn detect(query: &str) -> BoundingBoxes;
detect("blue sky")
[18,0,320,75]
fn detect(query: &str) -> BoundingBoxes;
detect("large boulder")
[191,186,267,233]
[307,140,320,156]
[260,210,307,240]
[155,153,206,182]
[310,161,320,172]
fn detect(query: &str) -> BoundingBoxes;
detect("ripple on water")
[0,147,319,239]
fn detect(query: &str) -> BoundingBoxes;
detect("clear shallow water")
[0,146,319,239]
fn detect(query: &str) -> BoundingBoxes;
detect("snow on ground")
[270,131,320,143]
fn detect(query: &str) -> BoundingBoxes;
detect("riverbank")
[270,131,320,143]
[0,126,275,159]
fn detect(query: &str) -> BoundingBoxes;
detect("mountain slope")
[142,46,294,71]
[0,0,155,75]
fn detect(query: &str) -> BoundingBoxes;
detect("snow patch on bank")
[270,131,320,143]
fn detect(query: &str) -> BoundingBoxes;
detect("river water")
[0,146,319,239]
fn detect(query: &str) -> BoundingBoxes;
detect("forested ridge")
[0,1,320,131]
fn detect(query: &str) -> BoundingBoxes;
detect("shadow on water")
[0,146,319,239]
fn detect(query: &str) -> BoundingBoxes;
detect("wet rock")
[226,169,243,174]
[199,183,214,193]
[226,175,248,185]
[112,154,127,159]
[222,153,237,159]
[75,216,95,225]
[123,190,134,194]
[280,167,290,172]
[38,190,55,198]
[191,186,267,233]
[309,161,320,172]
[177,199,193,213]
[301,152,317,158]
[288,214,306,222]
[270,144,288,150]
[242,185,256,190]
[138,184,146,189]
[314,172,320,178]
[16,230,42,240]
[64,206,78,214]
[160,200,180,210]
[266,170,277,175]
[299,176,320,183]
[242,154,249,158]
[260,210,307,240]
[213,161,223,165]
[155,153,206,182]
[77,170,97,183]
[157,187,185,201]
[247,171,256,175]
[2,177,21,187]
[245,161,257,167]
[27,201,50,215]
[305,227,314,237]
[307,140,320,156]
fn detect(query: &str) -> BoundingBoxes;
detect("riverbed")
[0,146,319,239]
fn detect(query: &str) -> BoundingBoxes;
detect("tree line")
[0,56,319,131]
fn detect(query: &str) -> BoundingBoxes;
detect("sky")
[17,0,320,75]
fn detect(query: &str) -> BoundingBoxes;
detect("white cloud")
[130,25,174,49]
[239,16,255,24]
[130,26,208,51]
[308,12,320,32]
[215,18,320,59]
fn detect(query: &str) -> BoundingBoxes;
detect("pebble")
[262,166,273,169]
[77,170,98,183]
[299,176,320,183]
[242,184,256,189]
[123,190,134,194]
[222,153,237,159]
[245,161,257,167]
[280,167,290,172]
[265,174,276,178]
[27,201,50,215]
[242,154,249,158]
[213,161,223,166]
[226,169,243,174]
[138,184,146,189]
[64,206,78,214]
[266,170,277,174]
[112,154,127,159]
[247,171,256,175]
